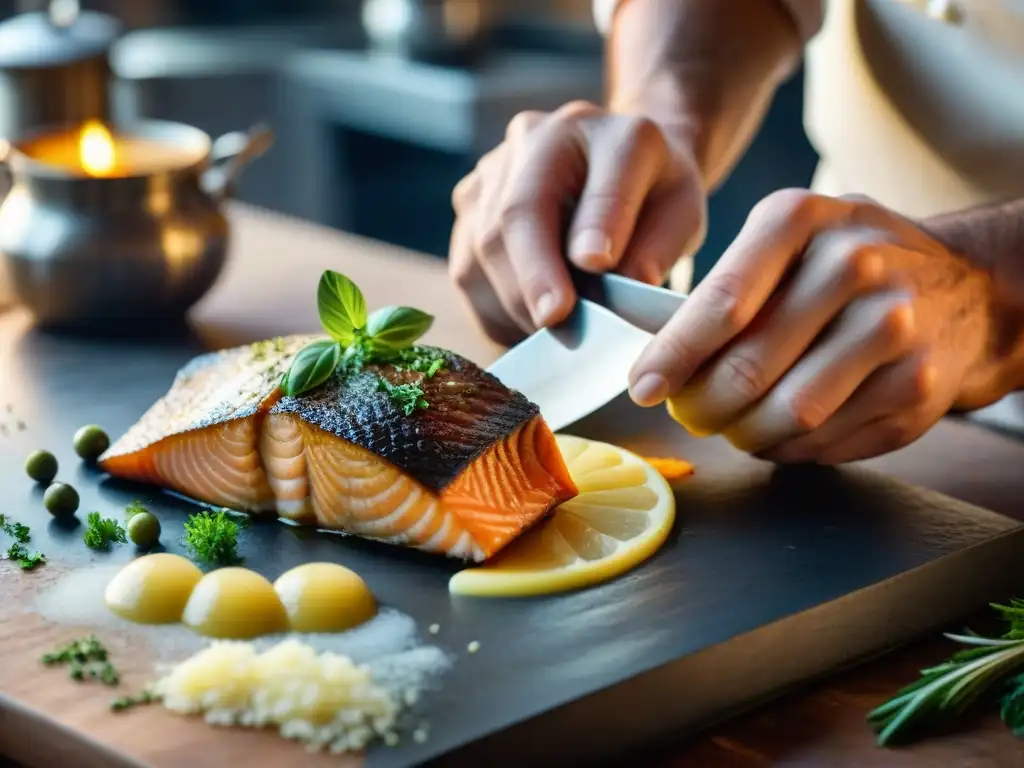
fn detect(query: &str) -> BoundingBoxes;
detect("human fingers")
[628,190,851,407]
[565,112,670,272]
[720,290,918,454]
[448,214,526,346]
[616,169,706,286]
[668,226,891,434]
[498,105,595,328]
[758,352,937,464]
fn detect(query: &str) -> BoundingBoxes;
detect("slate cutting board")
[3,323,1024,768]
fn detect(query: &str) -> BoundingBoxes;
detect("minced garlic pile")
[154,638,402,753]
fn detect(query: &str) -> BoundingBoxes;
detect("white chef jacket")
[594,0,1024,293]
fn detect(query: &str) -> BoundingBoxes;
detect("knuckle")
[619,114,665,152]
[835,242,883,291]
[451,172,478,212]
[555,100,601,121]
[717,353,768,401]
[506,110,544,139]
[758,188,818,226]
[700,273,749,335]
[473,222,505,263]
[448,253,476,292]
[874,302,917,351]
[910,358,937,401]
[787,392,829,433]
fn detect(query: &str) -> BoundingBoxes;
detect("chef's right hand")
[449,100,707,345]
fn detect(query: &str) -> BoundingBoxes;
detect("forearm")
[606,0,812,191]
[925,198,1024,395]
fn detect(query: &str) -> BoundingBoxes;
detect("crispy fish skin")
[99,336,577,561]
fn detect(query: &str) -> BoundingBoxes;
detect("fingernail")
[630,373,669,407]
[532,292,560,326]
[570,229,614,270]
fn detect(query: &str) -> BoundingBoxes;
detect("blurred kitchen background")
[0,0,818,283]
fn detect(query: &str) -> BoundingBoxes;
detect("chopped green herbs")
[111,688,159,712]
[870,599,1024,746]
[83,511,127,550]
[250,336,286,361]
[378,379,429,415]
[1,515,44,570]
[42,635,119,686]
[281,271,443,411]
[184,510,242,566]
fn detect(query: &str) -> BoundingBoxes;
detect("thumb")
[566,117,666,273]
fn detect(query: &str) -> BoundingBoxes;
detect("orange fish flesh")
[99,336,577,562]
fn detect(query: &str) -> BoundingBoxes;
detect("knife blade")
[487,273,687,432]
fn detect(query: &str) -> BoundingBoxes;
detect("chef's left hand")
[627,190,1014,464]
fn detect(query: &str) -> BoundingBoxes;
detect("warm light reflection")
[79,121,116,177]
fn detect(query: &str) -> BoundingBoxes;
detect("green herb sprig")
[111,688,159,712]
[42,635,119,686]
[1,514,45,570]
[281,271,444,413]
[83,511,127,550]
[378,379,429,416]
[869,600,1024,746]
[184,509,242,566]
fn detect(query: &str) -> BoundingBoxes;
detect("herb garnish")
[377,379,429,416]
[281,271,445,413]
[869,600,1024,746]
[184,509,242,566]
[42,635,119,686]
[111,688,159,712]
[1,514,44,570]
[83,511,127,550]
[124,500,149,522]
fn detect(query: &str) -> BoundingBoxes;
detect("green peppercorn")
[44,482,79,518]
[25,450,58,484]
[126,511,160,549]
[73,425,110,463]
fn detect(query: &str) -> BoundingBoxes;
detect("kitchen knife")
[487,272,687,432]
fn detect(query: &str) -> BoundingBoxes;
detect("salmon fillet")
[99,336,577,561]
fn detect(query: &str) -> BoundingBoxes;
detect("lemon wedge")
[448,435,676,597]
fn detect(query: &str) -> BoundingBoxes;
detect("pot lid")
[0,8,122,70]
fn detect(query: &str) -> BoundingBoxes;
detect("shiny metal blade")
[486,298,655,432]
[575,272,687,335]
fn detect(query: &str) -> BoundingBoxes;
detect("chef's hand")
[627,190,1012,464]
[449,101,706,345]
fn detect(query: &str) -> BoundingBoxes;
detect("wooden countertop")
[4,203,1024,767]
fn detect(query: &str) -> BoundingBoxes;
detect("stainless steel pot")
[0,120,273,328]
[0,5,122,139]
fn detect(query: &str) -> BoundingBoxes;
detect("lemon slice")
[448,435,676,597]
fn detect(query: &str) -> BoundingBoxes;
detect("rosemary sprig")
[869,600,1024,746]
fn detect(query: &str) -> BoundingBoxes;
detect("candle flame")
[79,121,116,177]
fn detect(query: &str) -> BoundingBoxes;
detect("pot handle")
[201,123,275,201]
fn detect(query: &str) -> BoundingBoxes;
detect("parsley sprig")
[869,600,1024,746]
[281,271,445,413]
[1,514,45,570]
[83,511,127,550]
[184,509,242,566]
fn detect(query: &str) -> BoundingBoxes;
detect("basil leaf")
[317,271,367,343]
[281,340,342,396]
[366,305,434,349]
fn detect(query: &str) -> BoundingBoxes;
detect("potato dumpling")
[273,562,377,633]
[182,567,288,639]
[104,553,203,625]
